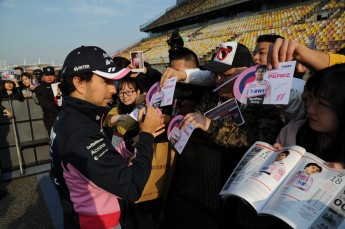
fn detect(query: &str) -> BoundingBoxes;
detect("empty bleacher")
[115,0,345,67]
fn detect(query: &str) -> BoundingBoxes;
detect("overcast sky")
[0,0,176,67]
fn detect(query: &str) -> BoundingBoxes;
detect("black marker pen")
[141,107,146,122]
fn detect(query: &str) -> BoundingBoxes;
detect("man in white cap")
[50,46,163,229]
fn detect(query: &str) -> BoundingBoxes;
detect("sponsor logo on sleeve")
[86,138,109,160]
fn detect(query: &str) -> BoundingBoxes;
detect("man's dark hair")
[256,34,284,43]
[304,163,322,172]
[256,65,267,74]
[59,72,93,96]
[14,66,24,72]
[336,47,345,55]
[112,56,131,68]
[280,150,290,156]
[167,32,184,51]
[169,47,199,68]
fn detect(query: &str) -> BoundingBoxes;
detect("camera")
[167,32,184,52]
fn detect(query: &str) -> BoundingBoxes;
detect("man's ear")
[72,76,85,94]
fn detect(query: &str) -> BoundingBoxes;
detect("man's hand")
[153,123,165,138]
[160,67,187,87]
[110,114,127,124]
[324,162,345,169]
[267,38,329,71]
[181,112,211,131]
[3,109,13,119]
[267,38,301,70]
[11,78,20,87]
[138,105,162,135]
[273,143,283,150]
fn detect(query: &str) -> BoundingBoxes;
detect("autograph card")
[204,98,245,126]
[130,51,144,72]
[129,102,146,121]
[167,115,195,154]
[233,61,296,105]
[146,77,177,107]
[129,102,162,121]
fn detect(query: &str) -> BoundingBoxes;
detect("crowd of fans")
[0,31,344,227]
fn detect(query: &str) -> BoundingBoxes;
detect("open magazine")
[220,141,345,229]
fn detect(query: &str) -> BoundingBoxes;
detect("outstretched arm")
[267,38,330,71]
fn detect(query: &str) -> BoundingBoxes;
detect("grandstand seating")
[115,0,345,67]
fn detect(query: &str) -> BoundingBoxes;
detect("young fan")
[275,64,345,169]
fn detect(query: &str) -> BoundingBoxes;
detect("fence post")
[8,99,24,175]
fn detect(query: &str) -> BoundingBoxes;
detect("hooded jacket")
[50,96,154,229]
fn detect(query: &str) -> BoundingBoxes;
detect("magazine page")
[261,153,345,229]
[167,115,195,154]
[146,77,177,108]
[204,98,245,126]
[220,141,306,212]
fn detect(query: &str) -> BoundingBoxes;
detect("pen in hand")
[141,107,146,122]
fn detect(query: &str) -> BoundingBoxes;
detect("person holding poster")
[180,42,285,149]
[240,65,271,104]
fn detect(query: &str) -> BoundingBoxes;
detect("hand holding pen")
[138,105,164,136]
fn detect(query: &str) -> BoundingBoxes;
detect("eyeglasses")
[118,90,136,97]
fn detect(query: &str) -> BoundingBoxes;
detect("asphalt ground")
[0,173,62,229]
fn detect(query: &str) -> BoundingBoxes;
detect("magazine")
[220,141,345,229]
[167,115,195,154]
